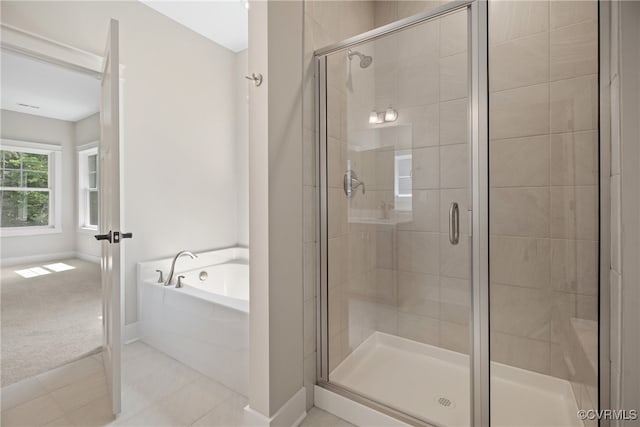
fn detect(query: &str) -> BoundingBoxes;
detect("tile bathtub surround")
[488,0,598,411]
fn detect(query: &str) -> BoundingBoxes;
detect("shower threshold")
[329,332,582,427]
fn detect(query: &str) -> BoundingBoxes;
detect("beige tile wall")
[304,0,598,415]
[324,1,472,374]
[488,0,598,414]
[372,1,472,355]
[312,0,472,393]
[302,0,377,410]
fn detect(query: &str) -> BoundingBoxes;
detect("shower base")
[327,332,582,427]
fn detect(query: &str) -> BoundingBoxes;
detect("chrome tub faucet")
[165,250,198,286]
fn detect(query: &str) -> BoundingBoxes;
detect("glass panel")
[397,157,411,177]
[88,154,97,174]
[24,171,48,188]
[1,170,21,187]
[22,153,49,172]
[324,8,470,426]
[89,190,99,226]
[0,190,49,227]
[397,177,412,197]
[2,151,21,169]
[88,171,97,189]
[488,1,599,425]
[0,151,49,188]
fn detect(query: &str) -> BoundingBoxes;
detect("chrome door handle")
[343,170,365,198]
[449,202,459,245]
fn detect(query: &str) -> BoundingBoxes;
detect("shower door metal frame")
[598,0,611,423]
[315,1,489,426]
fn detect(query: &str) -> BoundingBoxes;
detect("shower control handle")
[343,170,365,198]
[449,202,459,245]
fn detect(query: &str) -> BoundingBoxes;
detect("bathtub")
[137,247,249,395]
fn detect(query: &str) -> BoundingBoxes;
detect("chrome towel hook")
[245,73,263,87]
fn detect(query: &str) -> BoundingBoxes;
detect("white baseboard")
[0,251,101,267]
[244,387,307,427]
[314,385,409,427]
[124,322,141,344]
[0,251,76,267]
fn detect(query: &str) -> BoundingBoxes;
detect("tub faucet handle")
[176,275,185,288]
[155,269,164,283]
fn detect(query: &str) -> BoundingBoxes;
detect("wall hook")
[245,73,263,87]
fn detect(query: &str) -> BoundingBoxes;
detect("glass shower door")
[319,6,472,426]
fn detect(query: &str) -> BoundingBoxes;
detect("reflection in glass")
[323,8,471,426]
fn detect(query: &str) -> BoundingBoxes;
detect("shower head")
[347,49,373,68]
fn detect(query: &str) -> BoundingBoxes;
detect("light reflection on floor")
[14,263,76,278]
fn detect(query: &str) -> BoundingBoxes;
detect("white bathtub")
[182,263,249,302]
[137,247,249,395]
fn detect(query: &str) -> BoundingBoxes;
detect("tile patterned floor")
[1,341,354,427]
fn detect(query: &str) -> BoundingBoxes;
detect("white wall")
[248,0,304,418]
[0,109,76,261]
[1,1,241,324]
[75,112,101,260]
[236,49,249,247]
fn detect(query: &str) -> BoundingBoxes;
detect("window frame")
[394,152,412,212]
[0,139,62,236]
[77,142,99,232]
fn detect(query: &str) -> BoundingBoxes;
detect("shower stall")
[315,1,602,426]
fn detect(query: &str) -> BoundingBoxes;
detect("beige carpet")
[1,258,102,386]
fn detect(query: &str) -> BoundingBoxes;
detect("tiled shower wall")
[302,1,377,409]
[322,0,471,376]
[370,4,471,355]
[487,0,598,414]
[303,0,599,413]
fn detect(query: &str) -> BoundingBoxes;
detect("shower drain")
[434,396,456,408]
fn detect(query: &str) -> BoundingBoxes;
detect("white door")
[95,18,125,416]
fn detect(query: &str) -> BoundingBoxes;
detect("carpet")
[1,258,102,386]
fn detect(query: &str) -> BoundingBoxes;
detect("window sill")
[78,226,98,235]
[0,226,62,237]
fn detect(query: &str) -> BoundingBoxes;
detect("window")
[394,153,412,211]
[78,146,99,230]
[0,140,61,235]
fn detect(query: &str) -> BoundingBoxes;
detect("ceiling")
[140,0,248,52]
[1,50,100,122]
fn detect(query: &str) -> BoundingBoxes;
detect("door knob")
[94,230,133,244]
[94,231,112,243]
